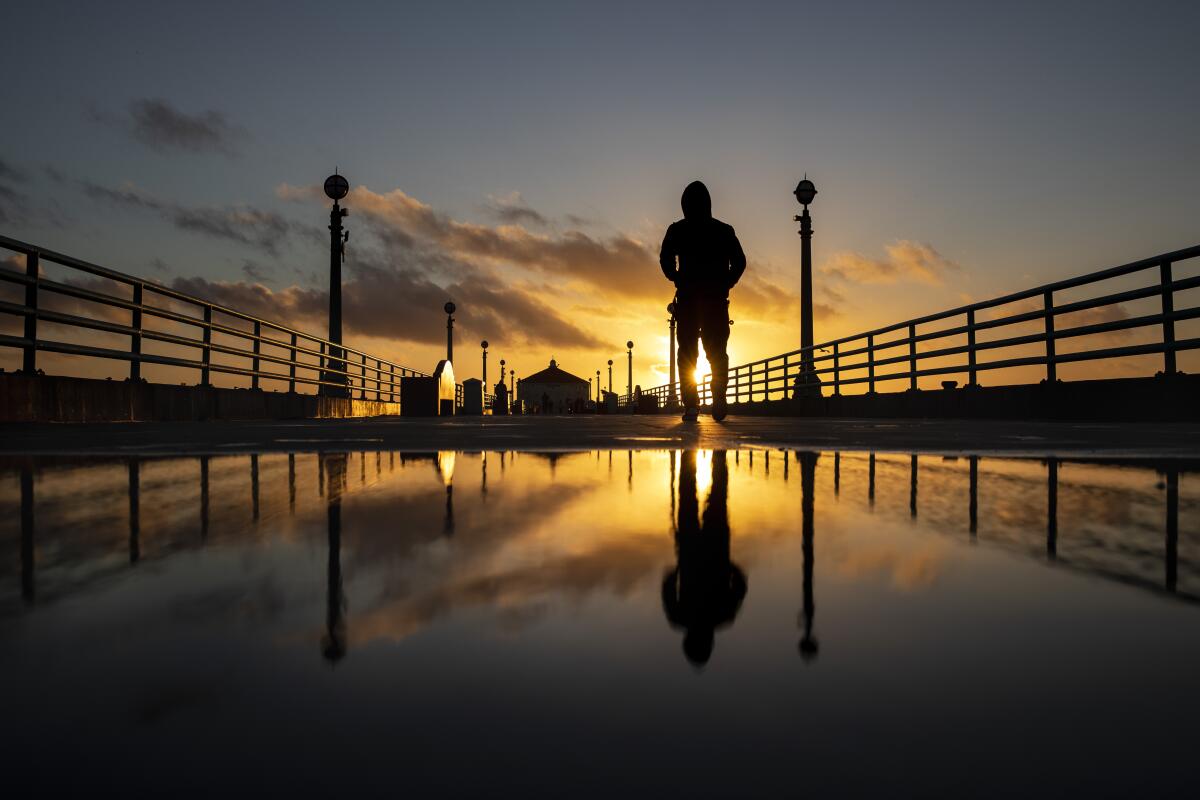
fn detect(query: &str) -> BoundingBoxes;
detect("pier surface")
[3,415,1199,457]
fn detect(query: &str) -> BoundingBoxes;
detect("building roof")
[521,359,588,386]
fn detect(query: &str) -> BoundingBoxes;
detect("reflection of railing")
[637,245,1200,407]
[0,235,426,398]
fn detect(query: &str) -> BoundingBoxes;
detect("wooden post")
[201,305,212,386]
[1043,291,1056,383]
[1160,261,1177,375]
[833,342,840,395]
[867,334,876,393]
[288,333,297,393]
[22,251,38,373]
[251,321,261,389]
[130,283,143,381]
[908,323,918,390]
[967,308,977,386]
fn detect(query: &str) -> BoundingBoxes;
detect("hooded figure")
[659,181,746,420]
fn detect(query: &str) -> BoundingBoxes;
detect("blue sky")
[2,0,1198,387]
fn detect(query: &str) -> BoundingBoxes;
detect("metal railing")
[0,235,427,399]
[631,245,1200,408]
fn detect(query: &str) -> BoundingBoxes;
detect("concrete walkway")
[2,414,1200,458]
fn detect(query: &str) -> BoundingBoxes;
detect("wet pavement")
[1,447,1196,796]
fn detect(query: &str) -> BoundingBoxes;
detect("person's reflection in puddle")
[663,450,747,668]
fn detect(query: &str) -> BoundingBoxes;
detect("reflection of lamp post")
[444,302,456,363]
[793,177,820,397]
[798,451,820,661]
[481,340,488,386]
[626,340,634,398]
[667,302,677,406]
[323,172,350,397]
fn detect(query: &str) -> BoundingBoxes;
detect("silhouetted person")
[663,450,747,667]
[659,181,747,421]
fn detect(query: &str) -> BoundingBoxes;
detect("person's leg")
[676,298,701,410]
[700,296,730,409]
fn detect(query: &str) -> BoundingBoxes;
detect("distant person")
[662,450,746,667]
[659,181,747,421]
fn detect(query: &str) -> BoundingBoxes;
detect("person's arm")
[659,224,679,283]
[726,226,747,289]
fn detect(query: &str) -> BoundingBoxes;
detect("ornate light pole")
[596,370,601,403]
[510,369,515,411]
[607,359,613,394]
[667,301,677,406]
[499,359,506,392]
[481,340,489,386]
[444,302,456,363]
[323,172,350,397]
[626,340,634,398]
[793,176,820,397]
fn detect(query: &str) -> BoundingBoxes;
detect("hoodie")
[659,181,747,297]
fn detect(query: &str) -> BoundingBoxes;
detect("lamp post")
[323,171,350,397]
[443,302,456,363]
[481,340,489,386]
[626,340,634,398]
[596,370,601,403]
[667,301,677,406]
[793,176,819,397]
[607,359,613,394]
[499,359,505,392]
[510,369,515,411]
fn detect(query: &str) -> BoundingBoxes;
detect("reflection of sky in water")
[0,451,1197,795]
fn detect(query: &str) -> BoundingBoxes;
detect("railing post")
[1043,290,1056,383]
[782,354,789,400]
[967,308,977,387]
[1160,260,1177,375]
[22,251,38,373]
[319,341,326,395]
[360,353,367,399]
[833,342,840,395]
[130,283,143,381]
[390,363,396,401]
[201,305,212,386]
[375,359,381,400]
[288,333,297,393]
[908,323,918,390]
[251,321,261,390]
[867,334,875,393]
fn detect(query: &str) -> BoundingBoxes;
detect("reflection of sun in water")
[695,449,714,502]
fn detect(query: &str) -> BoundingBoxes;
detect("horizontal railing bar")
[0,333,402,396]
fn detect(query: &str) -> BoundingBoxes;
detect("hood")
[681,180,712,220]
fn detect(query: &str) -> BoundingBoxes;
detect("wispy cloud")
[823,240,962,286]
[81,180,311,256]
[88,98,245,156]
[484,191,549,227]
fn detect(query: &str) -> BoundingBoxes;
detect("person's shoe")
[712,398,728,422]
[682,406,699,422]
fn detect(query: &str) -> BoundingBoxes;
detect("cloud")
[81,180,311,256]
[484,191,549,227]
[823,240,962,286]
[171,256,606,350]
[0,157,27,183]
[91,98,245,156]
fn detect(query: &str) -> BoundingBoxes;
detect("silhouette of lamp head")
[481,340,488,350]
[608,359,613,366]
[444,301,456,316]
[793,178,817,208]
[683,628,715,667]
[668,301,676,317]
[324,173,349,201]
[627,340,634,351]
[799,635,819,662]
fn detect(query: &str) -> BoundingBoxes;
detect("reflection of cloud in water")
[831,543,945,590]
